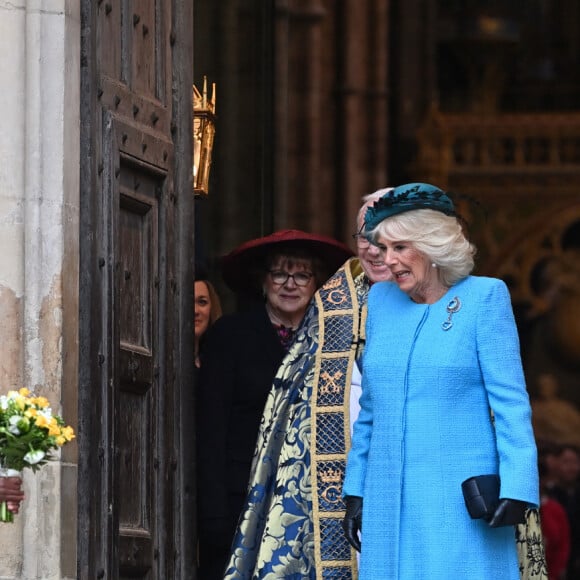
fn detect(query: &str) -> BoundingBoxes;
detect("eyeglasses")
[352,233,370,248]
[352,230,388,255]
[269,270,314,287]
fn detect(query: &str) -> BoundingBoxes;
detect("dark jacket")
[196,304,285,575]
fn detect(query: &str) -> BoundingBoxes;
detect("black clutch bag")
[461,474,500,519]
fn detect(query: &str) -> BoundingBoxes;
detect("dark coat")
[196,304,285,577]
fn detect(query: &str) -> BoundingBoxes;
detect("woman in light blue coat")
[342,183,539,579]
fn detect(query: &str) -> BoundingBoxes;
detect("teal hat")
[364,182,455,231]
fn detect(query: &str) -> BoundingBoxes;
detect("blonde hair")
[369,209,476,287]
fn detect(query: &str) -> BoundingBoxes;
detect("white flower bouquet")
[0,388,75,522]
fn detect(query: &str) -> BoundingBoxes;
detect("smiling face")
[194,280,212,340]
[357,203,392,283]
[263,254,316,326]
[376,236,442,303]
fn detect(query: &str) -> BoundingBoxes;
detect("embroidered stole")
[311,260,366,578]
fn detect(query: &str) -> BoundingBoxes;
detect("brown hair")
[261,245,325,286]
[195,279,223,325]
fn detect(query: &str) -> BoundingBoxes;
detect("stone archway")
[493,208,580,446]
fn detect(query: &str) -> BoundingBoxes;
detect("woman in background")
[197,229,352,579]
[224,189,393,579]
[194,274,222,370]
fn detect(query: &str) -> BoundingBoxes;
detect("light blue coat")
[343,276,539,579]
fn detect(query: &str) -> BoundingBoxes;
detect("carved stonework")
[414,106,580,443]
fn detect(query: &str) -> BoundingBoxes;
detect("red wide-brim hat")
[221,229,353,294]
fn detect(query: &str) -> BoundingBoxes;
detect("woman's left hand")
[487,498,527,527]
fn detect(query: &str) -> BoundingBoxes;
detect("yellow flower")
[35,414,49,429]
[31,396,49,409]
[47,419,61,437]
[0,388,75,473]
[61,426,75,441]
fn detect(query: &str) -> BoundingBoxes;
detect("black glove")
[342,495,363,552]
[488,498,527,527]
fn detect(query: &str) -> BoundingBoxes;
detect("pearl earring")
[431,263,437,268]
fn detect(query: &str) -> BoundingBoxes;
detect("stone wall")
[0,1,80,577]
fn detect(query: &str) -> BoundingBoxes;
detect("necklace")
[266,303,299,351]
[273,324,296,351]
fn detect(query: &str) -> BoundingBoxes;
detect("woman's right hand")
[342,495,363,552]
[0,477,24,513]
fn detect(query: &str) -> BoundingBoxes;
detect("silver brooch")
[442,297,461,331]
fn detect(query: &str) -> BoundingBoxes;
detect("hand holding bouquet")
[0,388,75,522]
[0,476,24,517]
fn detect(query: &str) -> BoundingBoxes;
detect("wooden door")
[79,1,195,578]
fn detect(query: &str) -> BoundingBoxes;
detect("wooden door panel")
[80,0,193,576]
[116,158,164,578]
[131,0,159,97]
[100,77,171,139]
[98,2,122,79]
[119,187,156,349]
[118,390,153,578]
